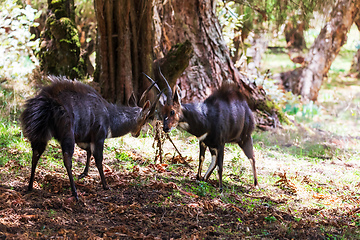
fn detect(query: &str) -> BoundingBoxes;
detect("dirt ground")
[1,146,359,240]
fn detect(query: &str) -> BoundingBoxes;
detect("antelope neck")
[180,103,209,137]
[108,104,141,137]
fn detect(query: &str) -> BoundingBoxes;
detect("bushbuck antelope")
[20,76,162,200]
[155,73,257,190]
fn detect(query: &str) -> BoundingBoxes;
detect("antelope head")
[159,70,183,133]
[130,79,164,137]
[142,71,182,133]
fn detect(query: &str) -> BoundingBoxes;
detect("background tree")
[94,0,155,103]
[217,0,333,73]
[38,0,85,79]
[279,0,360,101]
[349,13,360,77]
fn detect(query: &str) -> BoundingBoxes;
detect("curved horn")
[139,79,157,106]
[158,67,173,105]
[149,88,165,117]
[142,72,161,92]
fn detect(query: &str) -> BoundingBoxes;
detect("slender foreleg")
[203,147,218,182]
[197,141,207,180]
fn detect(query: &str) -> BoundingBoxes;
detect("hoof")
[65,195,79,204]
[78,172,88,179]
[196,176,204,181]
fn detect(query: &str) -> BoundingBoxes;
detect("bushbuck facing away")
[158,74,257,190]
[20,76,162,200]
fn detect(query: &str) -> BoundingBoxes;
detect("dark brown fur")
[161,82,257,190]
[21,76,158,200]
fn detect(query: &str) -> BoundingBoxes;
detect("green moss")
[49,0,75,21]
[38,5,85,79]
[161,40,193,84]
[264,100,291,125]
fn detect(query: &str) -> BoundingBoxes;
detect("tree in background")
[94,0,155,103]
[38,0,85,79]
[349,13,360,77]
[216,0,333,73]
[93,0,283,128]
[280,0,360,101]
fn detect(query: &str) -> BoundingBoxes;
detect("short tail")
[20,94,54,144]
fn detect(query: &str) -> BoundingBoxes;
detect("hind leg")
[197,141,207,180]
[238,137,258,186]
[203,147,218,182]
[79,149,92,179]
[61,137,78,200]
[216,145,225,191]
[28,141,47,192]
[93,141,109,190]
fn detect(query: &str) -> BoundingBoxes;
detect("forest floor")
[1,126,360,240]
[1,71,360,239]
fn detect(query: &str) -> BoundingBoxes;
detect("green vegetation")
[0,0,40,81]
[0,119,30,166]
[1,0,360,239]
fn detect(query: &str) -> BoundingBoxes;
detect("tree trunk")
[154,0,284,127]
[280,0,360,101]
[94,0,286,128]
[349,12,360,77]
[94,0,153,104]
[38,0,85,79]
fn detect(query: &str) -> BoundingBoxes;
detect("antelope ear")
[173,86,181,106]
[128,92,137,107]
[140,100,151,118]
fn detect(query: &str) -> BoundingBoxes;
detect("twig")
[165,133,193,170]
[153,121,166,163]
[160,206,166,223]
[165,133,182,158]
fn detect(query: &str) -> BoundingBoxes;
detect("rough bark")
[38,0,85,79]
[280,0,360,101]
[94,0,153,104]
[154,0,284,127]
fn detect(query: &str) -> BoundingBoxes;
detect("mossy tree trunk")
[38,0,85,79]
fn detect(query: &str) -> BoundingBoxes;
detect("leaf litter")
[1,105,360,239]
[1,140,360,240]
